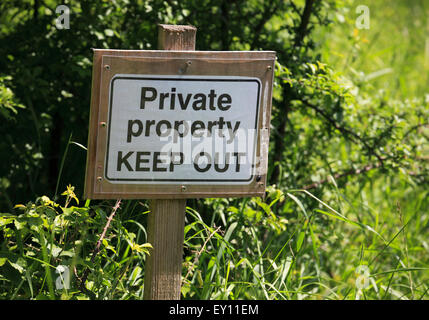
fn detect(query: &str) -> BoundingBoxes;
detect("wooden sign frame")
[84,49,276,199]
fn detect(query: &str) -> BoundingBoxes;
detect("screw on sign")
[84,24,276,299]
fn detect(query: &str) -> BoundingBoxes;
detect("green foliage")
[0,0,428,300]
[0,190,151,299]
[0,75,25,120]
[182,182,429,299]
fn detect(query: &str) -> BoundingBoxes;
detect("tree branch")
[302,161,383,190]
[33,0,39,21]
[301,153,427,190]
[402,122,429,140]
[294,0,315,48]
[301,99,385,166]
[250,0,281,49]
[182,225,221,286]
[79,199,121,291]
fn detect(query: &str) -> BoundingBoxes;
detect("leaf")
[0,257,7,267]
[50,245,62,258]
[196,270,204,287]
[308,63,318,74]
[70,141,87,151]
[61,185,79,205]
[131,242,152,255]
[0,215,15,227]
[227,206,239,214]
[296,219,309,252]
[314,208,357,226]
[8,257,26,273]
[59,250,74,258]
[286,193,308,218]
[254,198,274,217]
[372,267,429,277]
[364,68,393,81]
[14,218,26,230]
[280,256,293,285]
[104,29,114,37]
[296,231,306,252]
[35,294,50,300]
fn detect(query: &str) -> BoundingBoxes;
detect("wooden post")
[143,24,196,300]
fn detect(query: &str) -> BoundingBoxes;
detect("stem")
[294,0,316,48]
[39,230,55,299]
[79,199,121,291]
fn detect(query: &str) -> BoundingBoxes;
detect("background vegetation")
[0,0,428,300]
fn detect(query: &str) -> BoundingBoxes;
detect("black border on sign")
[104,76,261,182]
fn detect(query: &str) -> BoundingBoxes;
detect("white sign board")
[84,50,275,199]
[105,75,261,184]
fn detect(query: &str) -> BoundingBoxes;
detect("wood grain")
[143,199,186,299]
[157,24,196,51]
[143,24,195,300]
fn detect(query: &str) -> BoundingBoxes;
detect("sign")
[107,75,260,183]
[84,50,275,199]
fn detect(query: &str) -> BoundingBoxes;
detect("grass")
[1,170,427,300]
[180,174,428,300]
